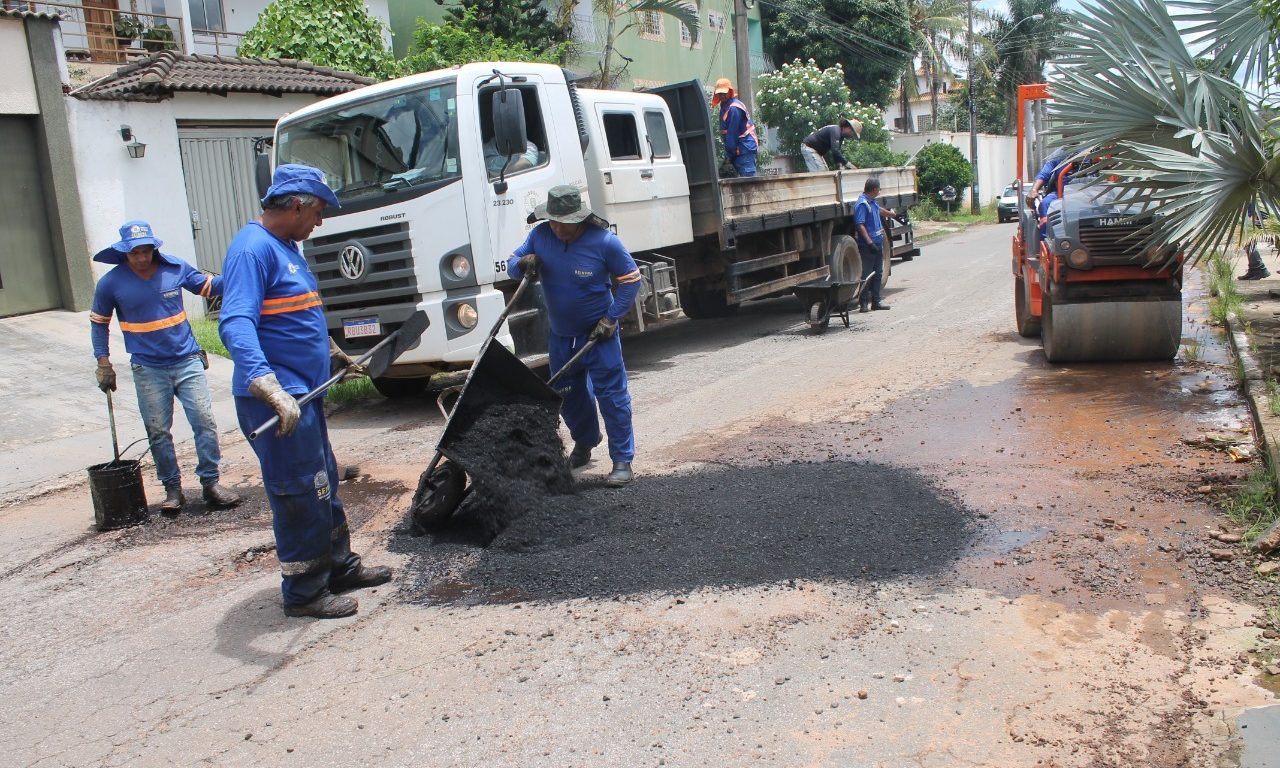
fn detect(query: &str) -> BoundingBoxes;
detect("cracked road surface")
[1,224,1277,767]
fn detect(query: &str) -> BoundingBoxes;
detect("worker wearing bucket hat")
[89,220,241,514]
[219,163,391,620]
[801,118,863,173]
[711,77,758,177]
[508,185,642,487]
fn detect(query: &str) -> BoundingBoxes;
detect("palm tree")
[1050,0,1279,262]
[989,0,1063,133]
[594,0,702,88]
[900,0,968,131]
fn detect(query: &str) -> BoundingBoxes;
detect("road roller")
[1012,84,1183,363]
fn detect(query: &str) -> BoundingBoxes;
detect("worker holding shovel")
[507,185,643,487]
[89,220,241,514]
[219,164,391,620]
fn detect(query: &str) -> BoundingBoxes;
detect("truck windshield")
[276,83,461,204]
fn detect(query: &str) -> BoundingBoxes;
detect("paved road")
[1,223,1276,767]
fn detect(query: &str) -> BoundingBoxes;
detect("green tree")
[438,0,570,54]
[399,8,567,75]
[900,0,969,136]
[937,78,1007,134]
[756,60,895,167]
[762,0,913,108]
[1050,0,1280,262]
[988,0,1064,132]
[911,141,972,198]
[238,0,395,80]
[595,1,702,88]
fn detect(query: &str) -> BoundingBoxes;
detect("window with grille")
[639,11,663,40]
[708,12,726,32]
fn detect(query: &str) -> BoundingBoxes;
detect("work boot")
[859,304,870,314]
[283,592,358,619]
[872,302,892,311]
[605,461,633,487]
[569,443,593,468]
[202,483,241,508]
[330,565,393,594]
[1239,269,1270,280]
[160,486,185,515]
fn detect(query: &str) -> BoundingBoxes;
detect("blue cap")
[93,220,164,264]
[261,163,341,209]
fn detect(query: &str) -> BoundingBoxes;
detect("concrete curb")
[1224,311,1280,519]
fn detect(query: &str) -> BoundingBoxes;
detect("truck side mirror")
[491,89,528,159]
[255,153,272,200]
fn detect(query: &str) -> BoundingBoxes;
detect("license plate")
[342,317,381,339]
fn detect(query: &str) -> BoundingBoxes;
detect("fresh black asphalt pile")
[394,459,976,604]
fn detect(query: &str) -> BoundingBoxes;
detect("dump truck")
[263,63,920,395]
[1012,83,1183,362]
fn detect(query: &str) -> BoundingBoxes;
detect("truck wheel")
[1015,274,1041,337]
[679,282,739,319]
[372,376,428,399]
[880,245,892,291]
[828,235,861,283]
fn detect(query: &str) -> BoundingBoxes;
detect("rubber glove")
[248,373,301,437]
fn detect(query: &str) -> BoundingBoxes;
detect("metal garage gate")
[0,115,61,317]
[177,124,274,278]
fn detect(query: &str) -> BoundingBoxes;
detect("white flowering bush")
[756,59,887,161]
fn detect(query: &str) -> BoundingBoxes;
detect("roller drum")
[1041,296,1181,363]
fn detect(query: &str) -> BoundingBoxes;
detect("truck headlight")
[454,302,478,329]
[1068,248,1091,269]
[450,254,471,279]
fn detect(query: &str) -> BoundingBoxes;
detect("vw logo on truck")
[338,244,367,281]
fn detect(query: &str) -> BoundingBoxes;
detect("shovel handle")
[105,390,121,462]
[547,337,599,388]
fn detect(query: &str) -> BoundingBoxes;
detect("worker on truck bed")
[507,185,642,488]
[711,78,758,177]
[219,164,392,620]
[801,118,863,173]
[89,220,241,515]
[855,177,894,313]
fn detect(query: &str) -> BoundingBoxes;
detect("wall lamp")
[119,124,146,159]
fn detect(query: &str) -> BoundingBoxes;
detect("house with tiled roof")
[0,7,380,317]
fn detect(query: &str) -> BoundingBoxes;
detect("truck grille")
[1079,222,1150,265]
[305,223,419,311]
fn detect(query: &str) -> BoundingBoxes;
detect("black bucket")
[88,460,149,531]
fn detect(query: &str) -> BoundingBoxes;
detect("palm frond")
[1169,0,1279,87]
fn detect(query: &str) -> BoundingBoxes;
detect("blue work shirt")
[90,254,221,367]
[854,194,885,247]
[507,223,643,338]
[719,98,758,157]
[219,222,329,397]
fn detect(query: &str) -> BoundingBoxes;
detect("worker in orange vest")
[711,78,758,177]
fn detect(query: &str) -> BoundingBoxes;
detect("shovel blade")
[365,310,430,379]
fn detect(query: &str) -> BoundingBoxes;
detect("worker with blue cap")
[90,220,241,513]
[219,163,391,619]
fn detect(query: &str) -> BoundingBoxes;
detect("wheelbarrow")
[793,270,877,334]
[409,273,598,533]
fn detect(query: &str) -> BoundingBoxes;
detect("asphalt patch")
[392,460,976,604]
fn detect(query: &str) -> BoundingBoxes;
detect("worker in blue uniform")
[219,164,390,619]
[507,185,643,487]
[90,220,241,514]
[854,177,895,312]
[712,78,758,177]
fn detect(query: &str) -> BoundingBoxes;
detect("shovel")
[249,310,430,440]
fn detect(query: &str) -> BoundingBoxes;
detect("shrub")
[398,8,567,75]
[912,142,973,199]
[755,59,887,158]
[238,0,395,80]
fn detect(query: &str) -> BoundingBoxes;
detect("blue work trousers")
[549,331,634,463]
[131,353,220,490]
[235,395,361,607]
[858,241,884,306]
[732,151,757,177]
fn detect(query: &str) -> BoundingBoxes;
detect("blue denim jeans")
[131,354,221,490]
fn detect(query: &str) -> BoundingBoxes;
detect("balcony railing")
[192,28,243,57]
[14,2,186,64]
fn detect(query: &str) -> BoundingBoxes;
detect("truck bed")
[719,167,918,227]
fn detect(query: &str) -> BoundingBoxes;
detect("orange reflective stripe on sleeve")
[260,291,323,316]
[89,311,112,325]
[119,311,188,333]
[616,269,643,284]
[200,275,213,298]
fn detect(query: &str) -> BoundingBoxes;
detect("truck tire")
[372,376,428,399]
[828,235,861,283]
[880,244,892,291]
[679,282,739,319]
[1015,274,1041,337]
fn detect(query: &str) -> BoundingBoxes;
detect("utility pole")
[734,0,754,112]
[967,0,979,214]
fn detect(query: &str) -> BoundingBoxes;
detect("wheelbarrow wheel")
[807,300,830,333]
[410,459,467,534]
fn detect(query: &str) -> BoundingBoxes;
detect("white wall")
[66,92,323,319]
[893,130,1019,208]
[0,19,39,115]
